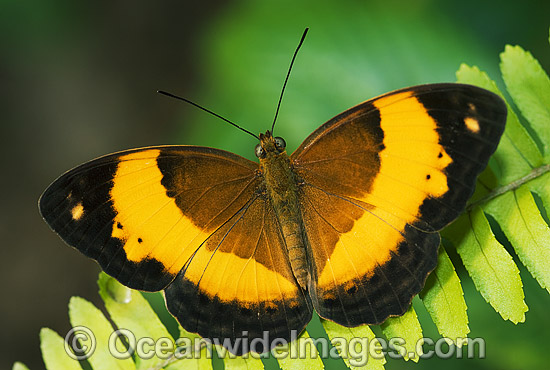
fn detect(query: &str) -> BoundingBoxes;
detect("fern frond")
[449,40,550,309]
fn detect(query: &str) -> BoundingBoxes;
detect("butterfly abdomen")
[260,143,309,290]
[280,218,309,289]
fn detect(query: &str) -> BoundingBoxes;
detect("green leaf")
[444,207,528,323]
[12,362,31,370]
[322,320,386,370]
[456,64,543,182]
[484,187,550,293]
[380,306,423,362]
[98,273,211,370]
[500,45,550,158]
[419,246,469,345]
[222,352,264,370]
[98,273,171,369]
[273,330,324,370]
[39,328,83,370]
[527,168,550,212]
[68,296,136,370]
[168,324,213,370]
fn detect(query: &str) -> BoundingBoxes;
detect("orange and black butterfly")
[39,30,506,355]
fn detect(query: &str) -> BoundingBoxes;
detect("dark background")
[2,1,550,369]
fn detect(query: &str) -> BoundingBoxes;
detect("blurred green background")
[2,0,550,369]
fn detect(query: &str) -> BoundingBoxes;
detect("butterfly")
[39,81,506,354]
[39,30,506,356]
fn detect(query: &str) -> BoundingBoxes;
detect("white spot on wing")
[71,202,84,221]
[464,117,480,133]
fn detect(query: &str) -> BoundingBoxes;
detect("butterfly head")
[255,131,287,160]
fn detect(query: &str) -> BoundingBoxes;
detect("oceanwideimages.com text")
[65,326,486,366]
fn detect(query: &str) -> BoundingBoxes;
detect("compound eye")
[255,143,266,158]
[274,136,286,152]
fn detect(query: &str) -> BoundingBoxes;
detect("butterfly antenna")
[157,90,259,140]
[271,27,309,134]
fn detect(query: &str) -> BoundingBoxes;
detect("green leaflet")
[98,273,170,370]
[456,64,543,183]
[97,273,210,370]
[500,45,550,158]
[444,207,527,323]
[321,319,386,370]
[380,306,423,362]
[273,330,324,370]
[528,171,550,213]
[419,246,469,345]
[172,323,213,370]
[484,187,550,293]
[39,328,82,370]
[222,352,264,370]
[210,337,266,369]
[68,296,135,370]
[12,363,31,370]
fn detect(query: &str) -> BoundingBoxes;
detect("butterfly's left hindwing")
[291,84,506,326]
[165,194,312,355]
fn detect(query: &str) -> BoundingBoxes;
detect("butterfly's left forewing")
[291,83,506,326]
[39,146,261,291]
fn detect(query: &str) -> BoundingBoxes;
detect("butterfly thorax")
[258,131,309,290]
